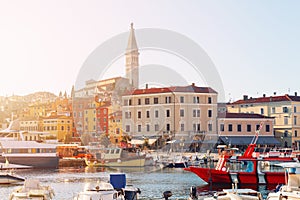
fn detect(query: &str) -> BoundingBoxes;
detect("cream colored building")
[217,112,277,147]
[227,94,300,148]
[122,84,218,140]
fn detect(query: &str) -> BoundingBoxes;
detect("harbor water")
[0,166,273,200]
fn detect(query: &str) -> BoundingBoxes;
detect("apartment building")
[217,112,277,147]
[122,84,218,140]
[227,94,300,148]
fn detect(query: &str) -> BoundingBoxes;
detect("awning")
[129,139,144,145]
[219,136,280,145]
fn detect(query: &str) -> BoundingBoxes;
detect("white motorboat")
[74,173,141,200]
[73,182,124,200]
[9,179,55,200]
[266,162,300,200]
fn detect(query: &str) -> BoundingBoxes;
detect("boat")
[203,188,263,200]
[266,162,300,200]
[184,124,299,185]
[9,179,55,200]
[73,182,124,200]
[0,140,59,168]
[0,158,30,184]
[85,147,146,167]
[0,170,25,184]
[73,173,141,200]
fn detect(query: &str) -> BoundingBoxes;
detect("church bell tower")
[125,23,139,89]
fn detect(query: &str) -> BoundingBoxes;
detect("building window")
[294,116,297,125]
[284,116,289,125]
[260,108,264,115]
[295,130,298,137]
[155,110,159,118]
[137,125,141,132]
[237,124,242,132]
[166,124,170,132]
[154,97,159,104]
[208,97,212,104]
[180,96,184,103]
[126,125,130,132]
[180,123,184,131]
[294,106,297,113]
[166,109,170,117]
[146,110,150,118]
[193,123,200,132]
[283,106,289,113]
[208,123,212,131]
[138,99,141,105]
[125,112,131,119]
[208,110,212,117]
[272,107,276,114]
[129,99,132,106]
[138,111,141,119]
[193,109,200,117]
[256,124,260,131]
[266,124,270,132]
[228,124,232,132]
[220,124,224,132]
[155,124,159,131]
[193,96,200,103]
[165,96,171,104]
[180,109,184,117]
[145,98,150,105]
[123,99,128,106]
[146,124,150,132]
[247,124,251,132]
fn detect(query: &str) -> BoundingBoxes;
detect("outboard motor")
[189,186,198,200]
[124,187,141,200]
[163,191,172,200]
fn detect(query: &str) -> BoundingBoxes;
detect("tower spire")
[126,23,138,52]
[125,23,139,89]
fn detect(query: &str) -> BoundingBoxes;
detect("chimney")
[145,84,148,89]
[243,95,248,100]
[191,83,195,86]
[295,92,297,96]
[273,92,276,96]
[263,94,266,98]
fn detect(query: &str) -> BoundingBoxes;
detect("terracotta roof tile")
[230,94,300,105]
[125,84,217,95]
[219,112,274,119]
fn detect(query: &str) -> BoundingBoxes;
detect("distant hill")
[3,91,58,103]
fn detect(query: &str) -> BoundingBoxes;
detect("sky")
[0,1,299,102]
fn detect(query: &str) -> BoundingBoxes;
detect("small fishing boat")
[9,179,55,200]
[85,147,146,167]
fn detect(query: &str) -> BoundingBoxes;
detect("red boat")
[184,124,298,185]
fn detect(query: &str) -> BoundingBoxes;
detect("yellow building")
[42,115,73,142]
[227,94,300,148]
[108,111,123,144]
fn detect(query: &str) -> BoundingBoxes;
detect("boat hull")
[0,156,59,168]
[185,167,232,184]
[0,174,24,184]
[89,158,145,167]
